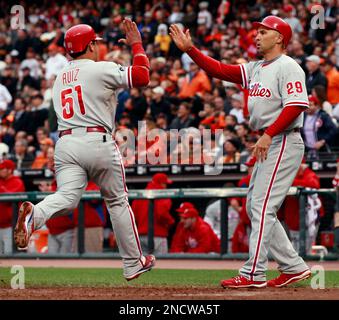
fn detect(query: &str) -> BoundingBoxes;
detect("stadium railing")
[17,156,338,184]
[0,187,338,260]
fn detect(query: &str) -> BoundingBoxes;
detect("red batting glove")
[333,175,339,188]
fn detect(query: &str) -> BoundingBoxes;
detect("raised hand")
[118,18,142,46]
[169,24,193,52]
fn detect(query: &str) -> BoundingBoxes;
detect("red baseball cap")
[179,207,199,219]
[283,4,294,13]
[176,202,195,213]
[0,159,16,171]
[152,173,173,185]
[308,95,319,105]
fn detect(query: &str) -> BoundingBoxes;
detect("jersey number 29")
[61,85,86,119]
[286,81,303,95]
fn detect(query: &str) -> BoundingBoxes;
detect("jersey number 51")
[61,85,86,119]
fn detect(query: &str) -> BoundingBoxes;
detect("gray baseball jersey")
[29,58,146,279]
[237,54,310,281]
[240,54,309,130]
[53,59,133,132]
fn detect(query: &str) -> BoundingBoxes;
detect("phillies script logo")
[249,82,271,98]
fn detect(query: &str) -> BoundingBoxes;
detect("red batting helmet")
[253,16,292,47]
[64,24,102,54]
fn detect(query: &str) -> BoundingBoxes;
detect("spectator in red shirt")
[0,160,25,253]
[170,202,220,253]
[132,173,174,254]
[73,181,107,253]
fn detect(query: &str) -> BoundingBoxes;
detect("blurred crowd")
[0,0,338,171]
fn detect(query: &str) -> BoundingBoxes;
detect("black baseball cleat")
[125,255,156,281]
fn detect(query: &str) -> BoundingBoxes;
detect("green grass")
[0,268,339,288]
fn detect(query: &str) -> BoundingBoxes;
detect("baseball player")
[14,19,155,281]
[170,16,311,288]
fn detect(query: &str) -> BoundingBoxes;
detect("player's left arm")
[119,18,150,87]
[253,62,309,162]
[102,19,150,89]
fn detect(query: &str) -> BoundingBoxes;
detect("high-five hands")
[118,18,142,46]
[169,24,193,52]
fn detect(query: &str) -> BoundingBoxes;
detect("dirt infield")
[0,286,338,300]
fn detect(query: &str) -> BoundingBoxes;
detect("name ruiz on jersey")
[62,68,79,85]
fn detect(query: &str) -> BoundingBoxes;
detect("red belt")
[59,126,107,138]
[254,128,300,135]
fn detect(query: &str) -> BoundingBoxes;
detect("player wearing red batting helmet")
[170,15,311,288]
[64,24,103,55]
[252,16,292,48]
[14,19,154,281]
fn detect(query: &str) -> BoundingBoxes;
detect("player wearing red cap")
[170,15,311,288]
[170,203,220,253]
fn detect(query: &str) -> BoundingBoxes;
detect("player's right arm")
[169,24,243,84]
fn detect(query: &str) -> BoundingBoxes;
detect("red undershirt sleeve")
[265,106,306,137]
[130,42,150,88]
[187,46,243,84]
